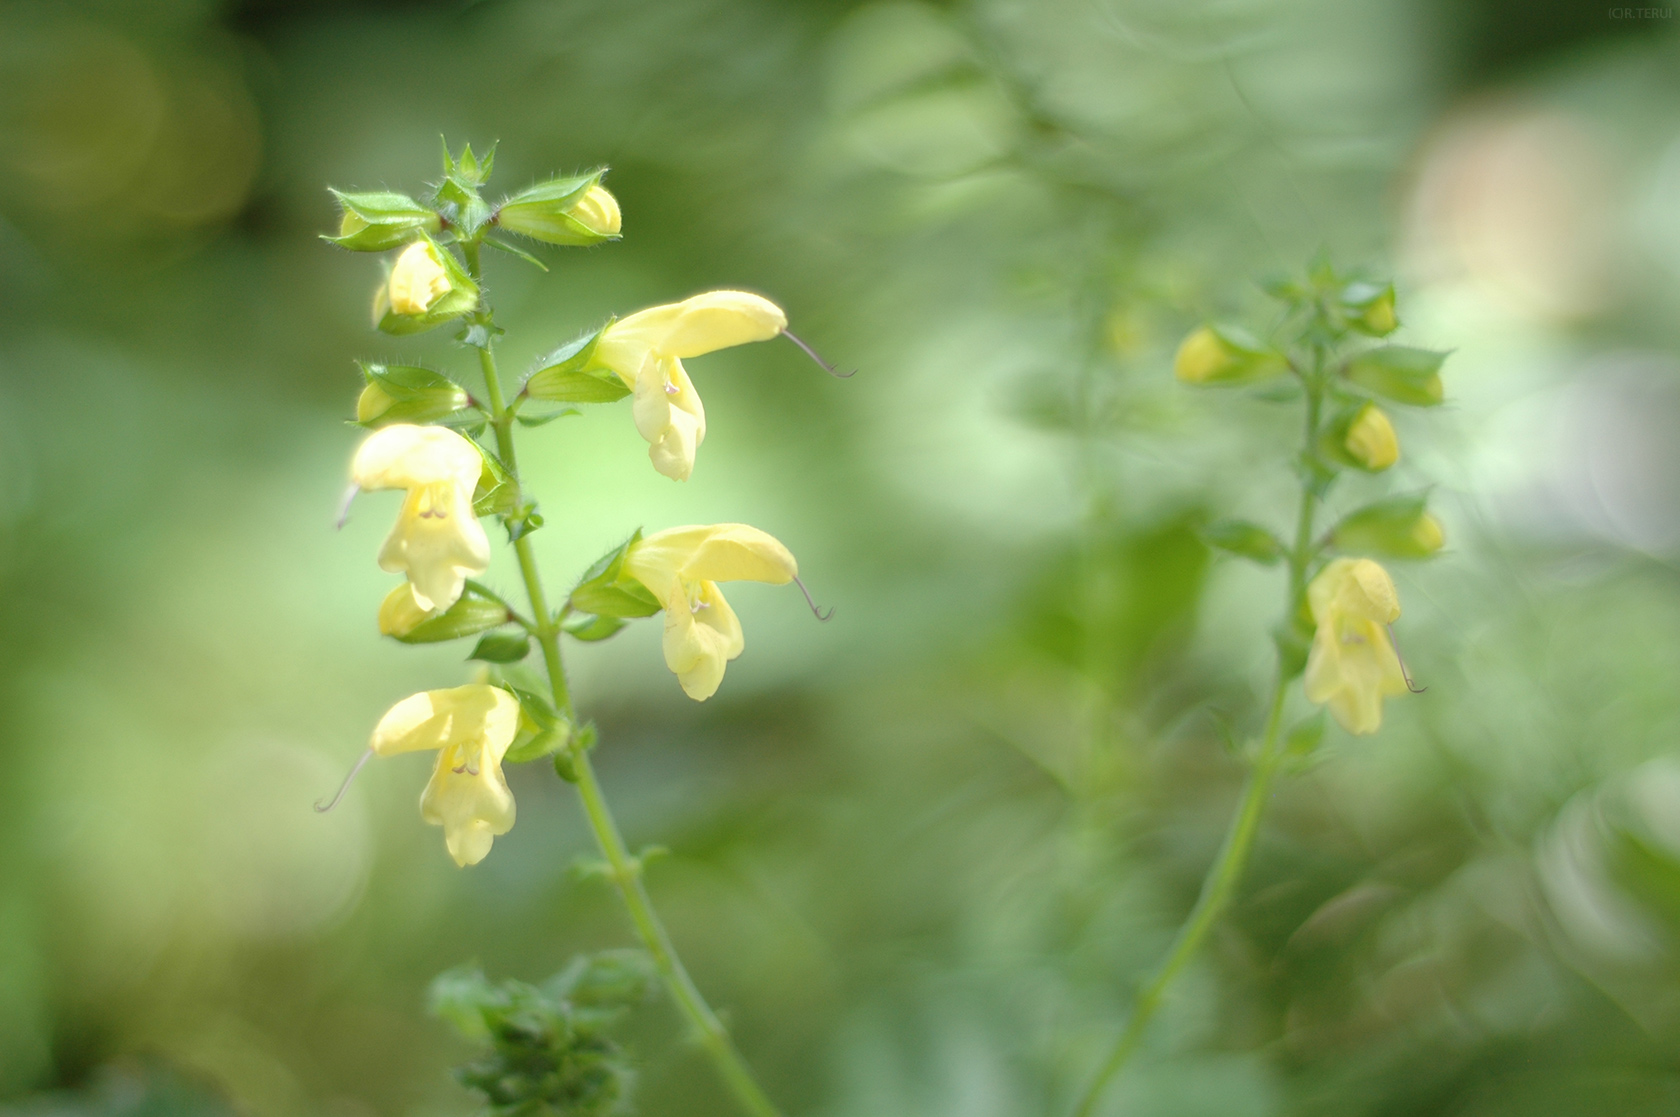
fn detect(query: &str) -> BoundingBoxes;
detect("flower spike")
[782,329,856,378]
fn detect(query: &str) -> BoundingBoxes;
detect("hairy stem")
[1072,356,1326,1117]
[467,269,780,1117]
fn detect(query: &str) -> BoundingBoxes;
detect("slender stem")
[1072,348,1328,1117]
[467,268,779,1117]
[1071,675,1291,1117]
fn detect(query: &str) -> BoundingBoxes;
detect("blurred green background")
[4,0,1680,1114]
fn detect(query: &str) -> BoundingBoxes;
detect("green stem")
[1071,356,1327,1117]
[469,282,779,1117]
[1071,673,1289,1117]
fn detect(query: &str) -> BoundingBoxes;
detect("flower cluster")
[328,144,823,865]
[1176,261,1446,736]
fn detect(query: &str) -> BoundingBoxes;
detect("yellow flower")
[623,523,797,700]
[588,291,787,480]
[377,584,432,637]
[370,685,520,866]
[351,424,490,612]
[1303,557,1407,735]
[1172,325,1287,384]
[379,239,452,318]
[1344,403,1399,471]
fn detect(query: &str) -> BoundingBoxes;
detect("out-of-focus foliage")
[2,1,1680,1116]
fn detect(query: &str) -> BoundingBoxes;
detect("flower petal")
[352,424,483,492]
[369,684,520,757]
[662,580,744,701]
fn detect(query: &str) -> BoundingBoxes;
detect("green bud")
[355,362,471,426]
[324,189,442,252]
[1321,402,1399,472]
[1340,282,1398,336]
[1200,519,1285,565]
[1343,345,1446,406]
[495,171,621,247]
[1329,494,1445,559]
[1173,325,1289,384]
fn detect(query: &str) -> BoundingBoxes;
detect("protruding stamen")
[315,748,374,813]
[792,574,834,621]
[335,484,360,530]
[452,761,480,776]
[1387,623,1427,693]
[783,329,856,379]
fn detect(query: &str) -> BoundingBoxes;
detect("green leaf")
[503,684,558,732]
[515,407,580,428]
[469,632,530,663]
[1200,519,1285,565]
[482,235,549,271]
[388,593,511,644]
[1342,345,1447,406]
[562,612,629,642]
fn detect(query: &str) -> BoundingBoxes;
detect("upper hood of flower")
[352,424,483,492]
[624,523,798,601]
[595,291,786,370]
[1308,557,1400,627]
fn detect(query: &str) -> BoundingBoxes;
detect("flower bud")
[1340,282,1397,337]
[325,190,442,252]
[378,584,512,643]
[495,173,621,247]
[387,240,451,316]
[1173,325,1287,384]
[1329,495,1445,559]
[1343,345,1446,406]
[355,363,471,427]
[370,236,480,336]
[1342,403,1399,471]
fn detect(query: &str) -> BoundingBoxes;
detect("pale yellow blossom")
[1303,557,1407,734]
[371,685,520,866]
[381,239,452,318]
[623,523,797,700]
[588,291,787,480]
[352,424,489,612]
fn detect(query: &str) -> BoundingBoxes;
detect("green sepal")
[324,189,441,251]
[524,324,629,404]
[469,631,531,663]
[504,727,566,765]
[562,612,628,642]
[1328,493,1443,559]
[1282,710,1328,771]
[471,447,520,517]
[388,593,511,644]
[495,170,618,246]
[374,234,480,336]
[355,361,472,427]
[434,141,494,236]
[1342,346,1446,406]
[568,531,662,618]
[1200,519,1285,565]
